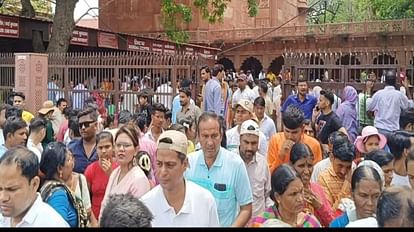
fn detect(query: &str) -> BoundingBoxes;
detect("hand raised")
[101,158,113,176]
[279,139,295,160]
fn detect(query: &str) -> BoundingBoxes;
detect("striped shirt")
[120,92,138,112]
[248,205,321,227]
[317,165,352,210]
[71,84,90,110]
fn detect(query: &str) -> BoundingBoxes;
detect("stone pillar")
[262,54,270,71]
[14,53,48,114]
[234,54,241,72]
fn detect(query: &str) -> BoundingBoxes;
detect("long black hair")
[270,164,300,203]
[290,143,314,165]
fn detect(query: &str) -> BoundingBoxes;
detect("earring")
[59,172,63,179]
[132,156,137,166]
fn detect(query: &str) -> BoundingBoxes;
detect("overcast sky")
[73,0,99,20]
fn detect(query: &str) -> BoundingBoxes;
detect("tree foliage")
[371,0,414,20]
[0,0,53,18]
[161,0,258,44]
[307,0,414,24]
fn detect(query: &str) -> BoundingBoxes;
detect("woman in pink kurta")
[289,143,335,227]
[99,125,150,220]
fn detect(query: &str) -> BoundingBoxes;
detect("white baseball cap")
[240,120,260,137]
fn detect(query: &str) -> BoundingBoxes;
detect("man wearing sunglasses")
[68,108,98,173]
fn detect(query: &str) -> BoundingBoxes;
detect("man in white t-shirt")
[26,118,46,163]
[155,80,173,110]
[271,75,282,131]
[141,130,219,227]
[0,103,10,146]
[232,74,255,108]
[0,146,69,227]
[226,99,268,156]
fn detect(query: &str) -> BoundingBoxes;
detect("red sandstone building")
[99,0,414,82]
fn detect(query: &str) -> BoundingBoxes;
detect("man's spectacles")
[79,121,96,129]
[115,143,134,150]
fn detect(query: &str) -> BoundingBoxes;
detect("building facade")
[99,0,414,83]
[99,0,307,33]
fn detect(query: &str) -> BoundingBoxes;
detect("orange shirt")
[267,133,323,174]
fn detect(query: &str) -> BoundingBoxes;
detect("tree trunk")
[21,0,35,16]
[47,0,78,53]
[32,30,46,52]
[20,0,46,52]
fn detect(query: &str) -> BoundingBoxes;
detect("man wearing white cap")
[140,130,219,227]
[233,120,272,218]
[226,99,268,156]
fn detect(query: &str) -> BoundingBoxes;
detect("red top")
[84,161,119,218]
[56,120,68,142]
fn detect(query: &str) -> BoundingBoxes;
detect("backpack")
[40,180,89,228]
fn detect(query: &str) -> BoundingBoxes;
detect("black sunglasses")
[79,121,96,129]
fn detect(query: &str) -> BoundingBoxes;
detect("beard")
[241,150,255,160]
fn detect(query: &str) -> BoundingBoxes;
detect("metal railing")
[139,18,414,43]
[0,52,204,115]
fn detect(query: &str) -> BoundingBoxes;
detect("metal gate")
[0,52,205,115]
[281,50,414,100]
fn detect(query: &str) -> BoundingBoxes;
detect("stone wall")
[98,0,307,33]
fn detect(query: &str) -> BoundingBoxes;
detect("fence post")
[113,67,120,116]
[14,53,48,114]
[171,64,178,97]
[64,64,70,107]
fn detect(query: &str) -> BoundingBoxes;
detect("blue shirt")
[47,188,78,227]
[171,95,180,124]
[281,94,317,120]
[0,145,7,159]
[204,77,222,116]
[368,86,409,131]
[184,147,253,227]
[71,84,90,110]
[48,82,64,104]
[329,213,349,227]
[68,139,98,174]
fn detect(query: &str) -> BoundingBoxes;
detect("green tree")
[307,0,414,24]
[371,0,414,19]
[0,0,53,18]
[162,0,258,43]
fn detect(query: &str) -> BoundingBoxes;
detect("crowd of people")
[0,63,413,228]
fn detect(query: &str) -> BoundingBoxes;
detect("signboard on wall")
[163,44,176,55]
[152,42,164,53]
[97,32,119,49]
[127,37,151,51]
[183,46,195,56]
[199,48,214,59]
[71,29,89,46]
[0,16,19,38]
